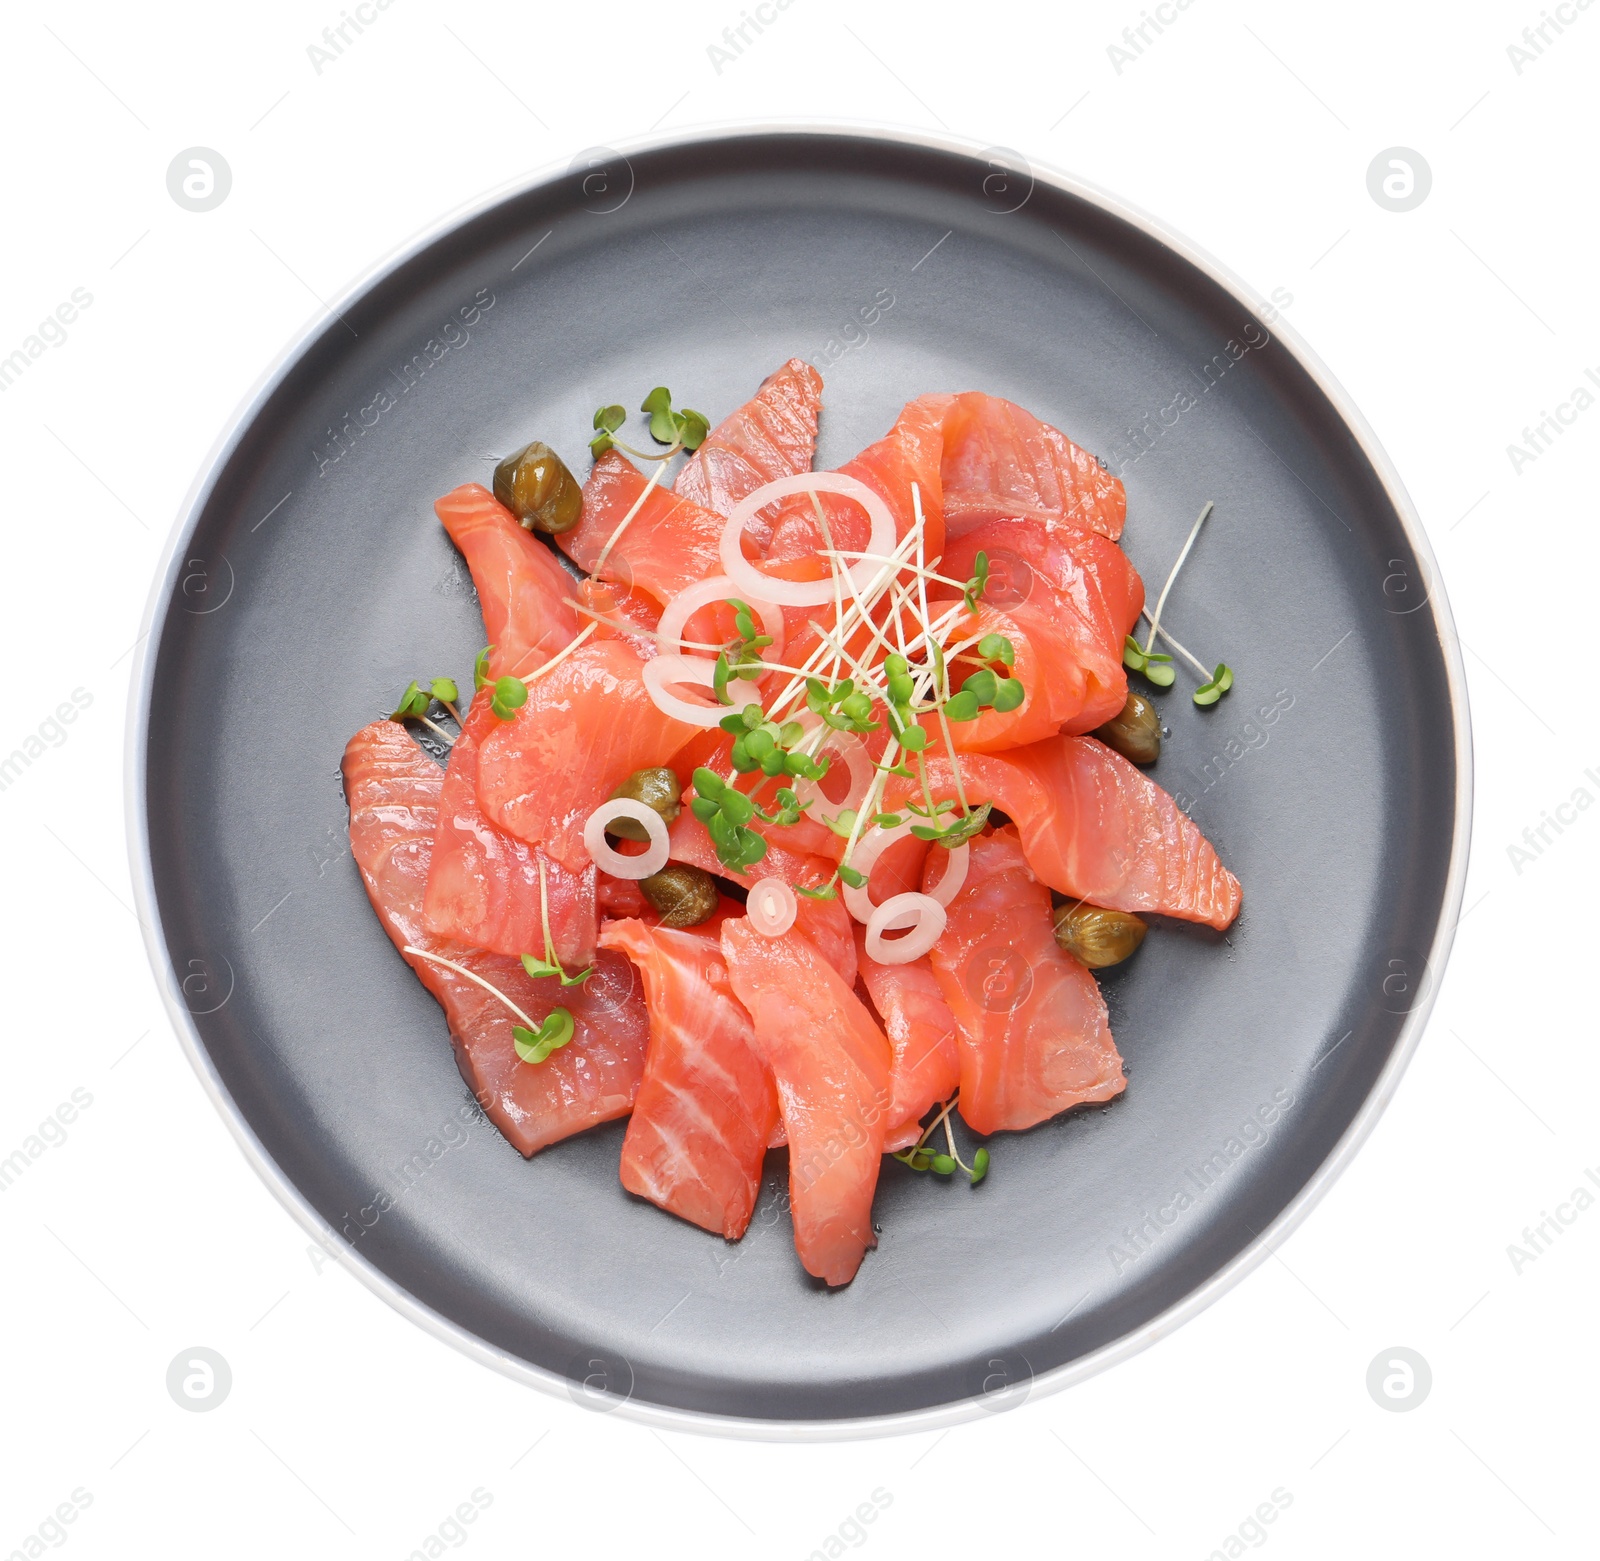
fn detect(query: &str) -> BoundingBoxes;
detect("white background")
[2,0,1596,1556]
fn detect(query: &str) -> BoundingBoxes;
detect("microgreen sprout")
[387,678,461,746]
[1193,663,1235,707]
[490,675,528,721]
[689,767,773,873]
[519,861,595,987]
[712,600,775,706]
[1123,634,1176,688]
[590,388,709,460]
[474,647,494,691]
[893,1094,990,1184]
[512,1007,574,1065]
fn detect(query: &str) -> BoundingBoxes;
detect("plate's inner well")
[143,134,1457,1422]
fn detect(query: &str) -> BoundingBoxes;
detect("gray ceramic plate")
[129,125,1470,1437]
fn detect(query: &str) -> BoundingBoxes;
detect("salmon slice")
[887,737,1241,930]
[601,914,779,1238]
[574,576,663,662]
[674,358,825,533]
[435,484,578,679]
[912,391,1125,541]
[925,523,1136,746]
[422,693,596,965]
[476,639,699,872]
[855,936,961,1151]
[666,813,857,989]
[929,828,1125,1134]
[562,452,729,629]
[343,720,647,1155]
[721,918,892,1285]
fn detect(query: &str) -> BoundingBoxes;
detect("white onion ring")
[657,575,785,663]
[720,473,897,607]
[641,655,730,728]
[864,892,947,964]
[842,821,970,924]
[746,877,798,938]
[791,726,875,819]
[584,799,670,878]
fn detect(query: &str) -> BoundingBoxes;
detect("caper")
[493,440,583,534]
[638,864,719,928]
[1053,903,1147,968]
[1093,688,1162,765]
[607,767,682,841]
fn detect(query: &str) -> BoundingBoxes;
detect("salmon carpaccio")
[601,912,779,1238]
[674,357,824,532]
[889,736,1242,931]
[343,719,648,1155]
[929,828,1125,1134]
[476,639,700,872]
[721,917,892,1286]
[422,692,597,965]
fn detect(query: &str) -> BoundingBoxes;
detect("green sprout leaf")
[977,632,1015,668]
[990,676,1025,713]
[512,1007,575,1066]
[944,690,981,722]
[388,680,429,721]
[491,675,528,721]
[475,647,493,690]
[678,409,710,451]
[963,550,990,612]
[429,677,459,705]
[837,863,866,889]
[794,878,839,900]
[1193,662,1235,707]
[969,1146,990,1185]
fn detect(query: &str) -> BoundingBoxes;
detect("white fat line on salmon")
[1505,1164,1600,1274]
[1105,1085,1295,1275]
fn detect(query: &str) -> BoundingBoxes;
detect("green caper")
[638,864,719,928]
[1053,903,1147,968]
[493,440,583,534]
[607,767,682,841]
[1093,688,1162,765]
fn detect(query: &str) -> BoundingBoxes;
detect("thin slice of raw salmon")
[913,391,1125,541]
[674,358,825,532]
[855,936,961,1152]
[928,828,1125,1134]
[601,913,779,1238]
[435,483,578,679]
[476,639,700,872]
[343,719,647,1155]
[721,918,892,1285]
[886,736,1242,930]
[422,692,596,965]
[562,452,729,623]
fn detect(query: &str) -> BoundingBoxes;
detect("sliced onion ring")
[746,877,798,938]
[657,575,785,661]
[584,799,670,878]
[842,821,970,924]
[641,655,730,728]
[720,473,896,607]
[864,892,947,965]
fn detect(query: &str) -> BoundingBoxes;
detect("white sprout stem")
[1143,500,1214,656]
[512,620,597,682]
[808,489,849,694]
[418,715,456,747]
[915,1093,961,1149]
[1138,609,1213,679]
[591,453,672,577]
[401,946,540,1030]
[818,550,968,594]
[537,858,556,966]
